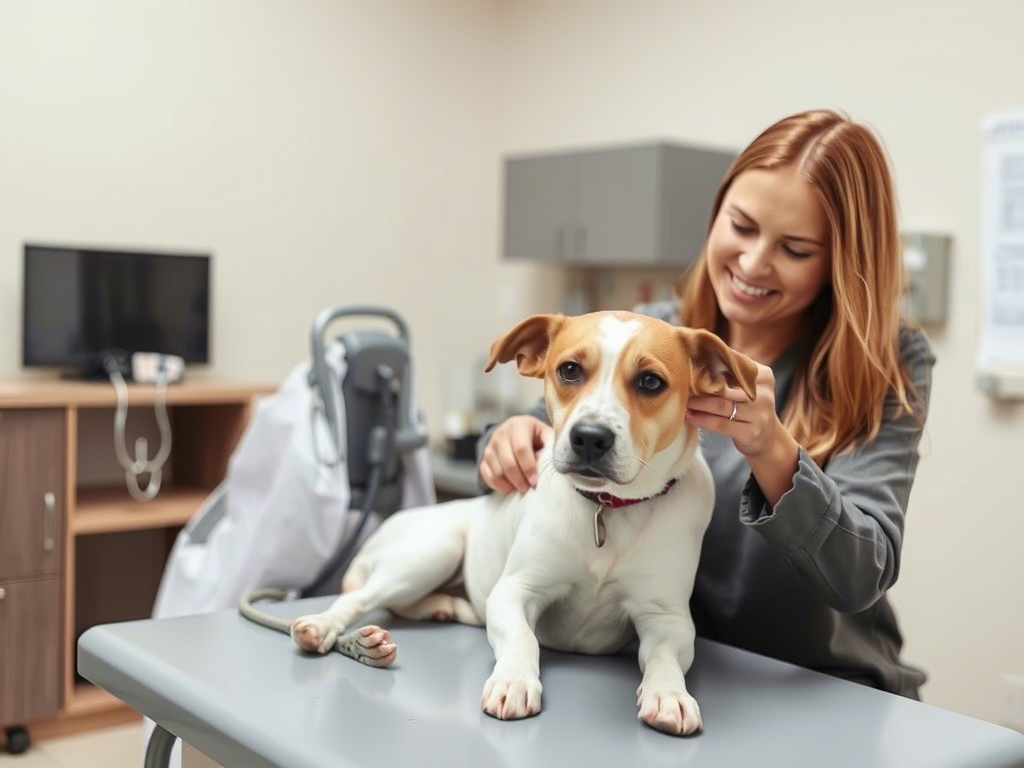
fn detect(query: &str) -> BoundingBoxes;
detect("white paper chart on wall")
[980,111,1024,377]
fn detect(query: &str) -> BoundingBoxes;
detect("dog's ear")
[677,328,759,399]
[485,314,566,378]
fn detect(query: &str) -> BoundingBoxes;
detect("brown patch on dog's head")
[595,319,757,458]
[677,328,759,400]
[485,313,567,378]
[485,312,611,433]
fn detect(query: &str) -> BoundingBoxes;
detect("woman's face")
[705,165,832,346]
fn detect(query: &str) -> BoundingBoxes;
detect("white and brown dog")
[291,311,757,736]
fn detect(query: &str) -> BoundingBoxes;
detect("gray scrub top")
[481,302,935,698]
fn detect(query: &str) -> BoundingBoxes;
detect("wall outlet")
[1001,673,1024,733]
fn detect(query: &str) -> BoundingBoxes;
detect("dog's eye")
[636,372,666,394]
[557,361,583,383]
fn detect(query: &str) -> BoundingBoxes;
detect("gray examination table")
[77,596,1024,767]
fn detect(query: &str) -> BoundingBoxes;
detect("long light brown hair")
[679,109,917,465]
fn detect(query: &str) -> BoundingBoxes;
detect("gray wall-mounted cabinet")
[503,142,736,266]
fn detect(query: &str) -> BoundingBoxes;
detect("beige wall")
[1,0,1021,727]
[0,0,558,421]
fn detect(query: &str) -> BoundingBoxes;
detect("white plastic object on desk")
[132,353,185,384]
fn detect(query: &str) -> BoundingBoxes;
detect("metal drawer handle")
[43,492,56,552]
[0,586,6,600]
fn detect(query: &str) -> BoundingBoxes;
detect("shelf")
[0,378,274,408]
[977,368,1024,399]
[74,486,208,534]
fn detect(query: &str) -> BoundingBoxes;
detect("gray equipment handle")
[309,305,428,458]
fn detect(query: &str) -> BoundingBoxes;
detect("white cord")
[110,365,173,502]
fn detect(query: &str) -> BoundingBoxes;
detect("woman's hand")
[685,362,781,458]
[685,362,800,506]
[479,415,552,495]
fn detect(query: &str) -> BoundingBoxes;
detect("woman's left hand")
[684,362,782,459]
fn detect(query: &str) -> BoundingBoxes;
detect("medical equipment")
[301,305,429,595]
[147,306,433,766]
[103,351,183,502]
[239,306,429,628]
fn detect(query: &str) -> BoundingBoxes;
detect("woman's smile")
[728,270,776,300]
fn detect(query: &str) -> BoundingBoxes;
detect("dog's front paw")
[290,613,342,654]
[636,683,702,736]
[481,672,542,720]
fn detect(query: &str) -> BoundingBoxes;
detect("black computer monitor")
[22,243,211,375]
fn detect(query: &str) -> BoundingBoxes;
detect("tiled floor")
[0,722,144,768]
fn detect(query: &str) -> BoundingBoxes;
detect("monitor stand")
[60,369,111,381]
[61,350,131,381]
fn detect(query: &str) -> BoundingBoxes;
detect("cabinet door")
[503,154,575,261]
[0,578,62,723]
[574,145,661,265]
[0,410,65,580]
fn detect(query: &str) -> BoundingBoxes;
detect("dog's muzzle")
[566,422,615,476]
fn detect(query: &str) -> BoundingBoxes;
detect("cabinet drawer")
[0,577,62,724]
[0,409,66,580]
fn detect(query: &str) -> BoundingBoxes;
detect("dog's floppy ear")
[677,328,759,399]
[485,314,566,378]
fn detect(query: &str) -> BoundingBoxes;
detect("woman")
[478,110,935,698]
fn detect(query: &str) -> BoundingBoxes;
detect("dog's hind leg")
[290,507,471,659]
[392,592,483,626]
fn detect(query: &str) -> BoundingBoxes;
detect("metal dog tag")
[593,504,607,548]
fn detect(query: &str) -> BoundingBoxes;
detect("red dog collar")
[576,478,678,509]
[577,478,679,548]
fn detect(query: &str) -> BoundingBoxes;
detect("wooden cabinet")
[0,410,65,580]
[503,142,736,266]
[0,379,271,750]
[0,410,64,729]
[0,579,62,724]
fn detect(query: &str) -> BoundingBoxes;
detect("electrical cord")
[106,356,173,502]
[238,587,295,633]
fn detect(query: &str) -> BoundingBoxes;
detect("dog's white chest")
[534,575,635,654]
[532,509,653,654]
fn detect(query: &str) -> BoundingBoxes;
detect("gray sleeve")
[738,328,936,613]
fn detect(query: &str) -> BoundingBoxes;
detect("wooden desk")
[0,378,272,751]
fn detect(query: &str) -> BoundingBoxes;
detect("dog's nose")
[569,423,615,464]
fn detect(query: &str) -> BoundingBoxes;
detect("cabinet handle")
[0,586,6,600]
[43,492,56,552]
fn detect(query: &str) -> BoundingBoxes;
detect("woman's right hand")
[479,415,552,495]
